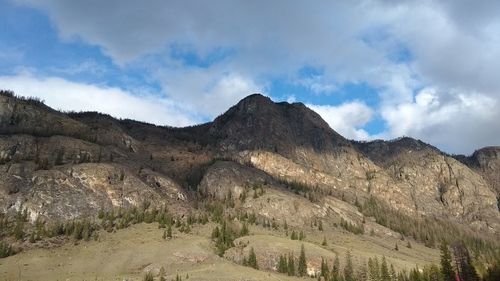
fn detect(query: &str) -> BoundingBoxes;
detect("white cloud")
[381,87,500,154]
[307,101,374,140]
[155,66,264,117]
[0,73,199,126]
[8,0,500,152]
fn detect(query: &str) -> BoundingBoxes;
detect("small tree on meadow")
[298,244,307,276]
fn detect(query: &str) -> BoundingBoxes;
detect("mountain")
[0,90,499,280]
[455,147,500,198]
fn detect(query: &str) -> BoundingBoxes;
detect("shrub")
[0,241,14,258]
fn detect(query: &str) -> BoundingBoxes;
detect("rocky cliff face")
[0,94,189,221]
[456,147,500,198]
[354,138,499,232]
[0,91,499,236]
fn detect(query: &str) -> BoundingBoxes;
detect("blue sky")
[1,0,500,154]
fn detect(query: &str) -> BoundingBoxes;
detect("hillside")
[0,90,499,280]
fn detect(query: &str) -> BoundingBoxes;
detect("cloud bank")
[4,0,500,153]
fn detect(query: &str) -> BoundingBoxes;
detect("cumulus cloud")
[8,0,500,153]
[155,66,264,117]
[307,101,374,140]
[0,73,199,126]
[381,87,500,153]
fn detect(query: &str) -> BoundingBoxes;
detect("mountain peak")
[230,93,275,115]
[239,93,271,103]
[209,93,350,156]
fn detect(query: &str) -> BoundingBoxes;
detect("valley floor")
[0,222,439,281]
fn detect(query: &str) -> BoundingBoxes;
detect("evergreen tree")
[211,226,220,239]
[143,271,154,281]
[278,254,288,273]
[291,230,298,240]
[247,247,259,269]
[29,232,36,243]
[13,220,24,240]
[357,263,368,281]
[380,256,391,281]
[452,241,479,281]
[287,253,296,276]
[332,254,340,281]
[240,223,249,236]
[320,257,329,279]
[0,241,13,258]
[409,267,422,281]
[368,257,381,281]
[440,241,455,281]
[299,230,305,240]
[390,264,397,281]
[427,264,441,281]
[322,236,328,246]
[344,251,355,281]
[82,221,91,241]
[298,244,307,276]
[483,260,500,281]
[167,225,172,238]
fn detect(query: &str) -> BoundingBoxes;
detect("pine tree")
[167,225,172,238]
[368,257,381,281]
[452,241,479,281]
[322,236,328,246]
[440,241,455,281]
[211,226,220,239]
[427,264,441,281]
[320,257,330,279]
[29,232,36,243]
[240,223,249,236]
[357,262,368,281]
[0,241,13,258]
[298,244,307,276]
[247,247,259,269]
[13,220,24,240]
[381,256,391,281]
[82,220,91,241]
[332,254,340,281]
[278,254,288,273]
[291,230,298,240]
[390,264,397,281]
[288,253,296,276]
[344,251,355,281]
[409,267,422,281]
[143,271,154,281]
[183,224,191,233]
[299,230,305,240]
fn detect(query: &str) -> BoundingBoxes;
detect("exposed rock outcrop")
[0,91,498,236]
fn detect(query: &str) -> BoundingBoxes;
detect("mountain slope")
[354,138,499,232]
[0,90,499,279]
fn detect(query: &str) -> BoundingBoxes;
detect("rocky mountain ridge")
[0,90,499,238]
